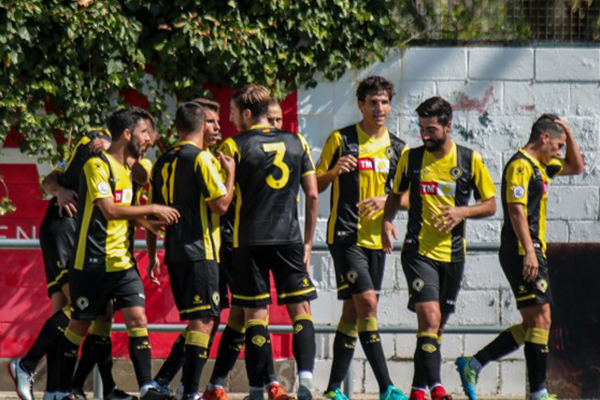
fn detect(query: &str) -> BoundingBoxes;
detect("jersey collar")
[175,140,200,148]
[356,123,389,142]
[518,148,543,168]
[250,124,273,131]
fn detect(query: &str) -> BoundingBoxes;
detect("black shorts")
[218,242,234,310]
[230,243,318,308]
[499,247,551,309]
[40,209,77,298]
[329,244,385,300]
[70,267,146,320]
[167,260,220,320]
[401,251,465,314]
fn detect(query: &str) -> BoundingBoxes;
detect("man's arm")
[507,203,539,282]
[555,119,584,176]
[316,155,357,193]
[95,197,179,224]
[302,173,319,269]
[146,230,161,285]
[206,153,235,216]
[382,192,404,254]
[41,170,78,217]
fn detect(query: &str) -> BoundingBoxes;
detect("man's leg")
[55,319,92,398]
[182,318,213,399]
[325,301,357,396]
[286,301,316,399]
[414,302,446,399]
[521,304,552,400]
[153,327,187,390]
[207,306,245,390]
[244,307,272,400]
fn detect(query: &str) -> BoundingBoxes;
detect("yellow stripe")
[65,328,84,346]
[327,177,340,244]
[227,319,246,334]
[62,306,73,319]
[232,292,271,301]
[233,184,242,248]
[74,190,95,270]
[302,170,316,177]
[128,327,149,338]
[357,317,378,332]
[292,314,313,324]
[516,294,536,302]
[201,194,214,260]
[277,287,316,299]
[185,331,210,348]
[509,324,526,345]
[179,304,212,314]
[525,328,549,345]
[338,319,358,338]
[417,332,438,339]
[89,320,112,337]
[168,158,177,204]
[246,318,268,328]
[337,284,349,291]
[47,268,68,288]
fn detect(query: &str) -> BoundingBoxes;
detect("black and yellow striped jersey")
[73,152,136,272]
[214,143,235,245]
[316,124,406,249]
[393,143,496,263]
[150,141,227,264]
[220,125,315,248]
[501,149,564,257]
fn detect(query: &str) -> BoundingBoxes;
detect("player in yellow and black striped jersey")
[382,97,496,400]
[53,108,179,400]
[222,85,319,400]
[316,76,407,400]
[455,115,583,400]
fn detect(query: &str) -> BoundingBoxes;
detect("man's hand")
[554,118,572,136]
[303,242,313,271]
[382,220,398,254]
[89,138,110,154]
[522,250,539,282]
[57,187,78,217]
[358,196,386,219]
[433,206,467,233]
[217,153,235,177]
[147,253,162,286]
[333,155,357,175]
[152,205,180,225]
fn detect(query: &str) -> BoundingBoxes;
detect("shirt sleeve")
[83,157,113,202]
[196,151,228,201]
[218,138,240,161]
[392,149,410,194]
[315,131,341,175]
[297,133,315,177]
[471,151,496,202]
[505,158,533,205]
[385,140,408,194]
[546,158,565,178]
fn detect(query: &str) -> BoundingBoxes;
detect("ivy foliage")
[0,0,406,163]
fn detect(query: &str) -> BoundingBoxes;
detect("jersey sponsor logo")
[114,189,133,204]
[97,181,110,195]
[358,157,390,173]
[512,185,525,199]
[420,181,456,196]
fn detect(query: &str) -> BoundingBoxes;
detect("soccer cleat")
[140,383,172,400]
[530,394,557,400]
[43,393,56,400]
[201,388,229,400]
[267,383,290,400]
[408,389,426,400]
[148,381,172,397]
[455,357,478,400]
[183,394,200,400]
[380,385,409,400]
[105,388,139,400]
[71,388,87,400]
[323,388,349,400]
[297,384,314,400]
[430,386,452,400]
[8,358,35,400]
[174,383,184,400]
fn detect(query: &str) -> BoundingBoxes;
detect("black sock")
[22,308,70,373]
[358,317,392,393]
[128,328,152,387]
[326,319,357,392]
[411,344,427,391]
[94,335,116,394]
[183,331,210,395]
[245,321,272,388]
[155,329,187,386]
[264,348,277,385]
[416,333,441,388]
[72,334,96,390]
[474,324,525,367]
[45,345,59,393]
[210,324,244,387]
[525,328,550,393]
[57,327,85,392]
[292,314,316,374]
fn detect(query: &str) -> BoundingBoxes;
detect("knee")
[127,313,147,329]
[287,301,312,319]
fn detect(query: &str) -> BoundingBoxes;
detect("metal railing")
[1,238,504,399]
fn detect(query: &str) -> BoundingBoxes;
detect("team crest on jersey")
[385,146,395,159]
[212,292,220,305]
[450,167,463,180]
[512,186,525,199]
[76,297,89,310]
[536,279,548,293]
[97,182,110,195]
[346,270,359,284]
[412,278,425,292]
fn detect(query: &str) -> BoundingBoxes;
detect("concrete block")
[312,359,333,393]
[397,81,437,114]
[396,333,417,358]
[437,81,503,115]
[499,360,527,395]
[450,360,499,396]
[381,254,399,291]
[500,289,523,326]
[359,49,402,85]
[297,82,335,115]
[401,48,467,81]
[312,289,343,325]
[463,253,507,290]
[465,219,502,244]
[560,116,600,152]
[441,360,466,394]
[378,290,407,326]
[453,290,500,326]
[478,151,504,184]
[440,333,463,360]
[571,83,600,116]
[353,331,395,360]
[503,82,570,116]
[546,220,569,242]
[333,82,361,130]
[568,221,600,242]
[547,186,598,220]
[398,115,423,147]
[364,360,414,393]
[462,115,532,153]
[298,114,334,152]
[569,151,600,186]
[536,48,600,81]
[469,48,534,81]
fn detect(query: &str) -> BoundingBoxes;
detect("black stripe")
[404,147,426,254]
[450,145,474,262]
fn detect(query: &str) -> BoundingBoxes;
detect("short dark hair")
[107,107,154,141]
[415,97,453,126]
[192,98,221,113]
[528,113,565,143]
[231,85,271,119]
[356,76,394,102]
[175,102,205,135]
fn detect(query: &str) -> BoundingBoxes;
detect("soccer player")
[148,101,235,400]
[382,97,497,400]
[53,107,180,400]
[221,85,318,400]
[267,100,283,129]
[455,115,583,400]
[316,75,407,400]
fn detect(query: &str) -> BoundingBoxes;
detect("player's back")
[223,126,314,247]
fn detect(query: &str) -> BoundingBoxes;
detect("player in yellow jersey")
[382,97,497,400]
[455,114,583,400]
[317,76,407,400]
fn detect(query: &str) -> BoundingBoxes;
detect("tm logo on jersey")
[114,189,133,204]
[358,157,390,173]
[420,181,456,196]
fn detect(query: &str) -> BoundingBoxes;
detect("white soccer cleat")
[8,358,35,400]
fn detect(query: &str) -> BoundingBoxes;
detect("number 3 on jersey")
[262,142,289,189]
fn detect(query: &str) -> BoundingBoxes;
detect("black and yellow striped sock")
[524,328,550,393]
[155,327,188,386]
[210,320,245,387]
[245,319,272,388]
[292,314,316,374]
[128,327,152,386]
[474,323,525,367]
[416,332,441,388]
[183,330,210,395]
[326,318,357,392]
[57,327,85,392]
[358,317,392,393]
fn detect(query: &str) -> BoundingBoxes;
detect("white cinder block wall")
[299,47,600,396]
